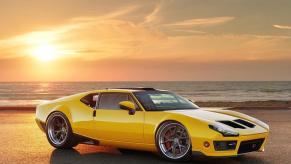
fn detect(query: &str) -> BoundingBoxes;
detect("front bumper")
[192,132,269,157]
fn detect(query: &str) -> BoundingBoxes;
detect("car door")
[72,93,99,139]
[93,92,144,143]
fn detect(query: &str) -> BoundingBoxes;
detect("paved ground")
[0,109,290,164]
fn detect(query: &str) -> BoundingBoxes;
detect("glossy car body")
[36,88,269,160]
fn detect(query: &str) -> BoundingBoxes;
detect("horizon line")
[0,80,290,83]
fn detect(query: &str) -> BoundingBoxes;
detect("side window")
[98,93,140,110]
[80,93,99,108]
[128,95,140,110]
[99,93,129,109]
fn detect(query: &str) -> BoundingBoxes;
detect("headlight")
[209,124,239,137]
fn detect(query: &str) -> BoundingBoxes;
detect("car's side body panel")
[93,109,144,143]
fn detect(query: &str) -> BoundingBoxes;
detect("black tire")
[155,121,192,162]
[45,112,78,149]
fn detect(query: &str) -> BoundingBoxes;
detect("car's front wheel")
[155,121,192,161]
[46,112,78,149]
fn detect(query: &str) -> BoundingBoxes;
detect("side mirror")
[119,101,136,115]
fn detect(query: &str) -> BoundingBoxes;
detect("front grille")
[238,138,265,154]
[234,119,256,128]
[218,120,246,129]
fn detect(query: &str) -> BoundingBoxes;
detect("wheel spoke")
[178,144,183,153]
[178,136,188,140]
[60,133,65,140]
[165,146,172,153]
[54,130,61,136]
[172,145,177,156]
[55,133,61,141]
[171,126,177,136]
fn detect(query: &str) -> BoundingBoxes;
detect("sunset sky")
[0,0,291,81]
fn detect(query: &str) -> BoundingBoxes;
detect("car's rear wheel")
[46,112,78,149]
[156,121,192,161]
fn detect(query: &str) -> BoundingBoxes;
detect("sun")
[32,43,59,62]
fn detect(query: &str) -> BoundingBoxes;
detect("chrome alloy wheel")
[158,123,191,160]
[48,115,69,145]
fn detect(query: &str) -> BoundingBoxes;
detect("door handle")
[93,110,96,117]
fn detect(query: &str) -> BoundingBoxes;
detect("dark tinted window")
[134,91,199,111]
[99,93,136,110]
[80,93,98,108]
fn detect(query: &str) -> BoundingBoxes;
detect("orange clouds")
[165,17,235,27]
[1,12,290,63]
[0,2,291,81]
[273,25,291,30]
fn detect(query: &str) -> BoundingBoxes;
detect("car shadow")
[50,146,268,164]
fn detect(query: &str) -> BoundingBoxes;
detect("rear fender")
[49,105,73,123]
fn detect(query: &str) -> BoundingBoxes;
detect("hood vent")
[234,119,256,128]
[218,121,246,129]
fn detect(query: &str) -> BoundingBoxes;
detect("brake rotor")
[164,131,172,149]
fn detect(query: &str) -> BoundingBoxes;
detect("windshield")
[133,91,199,111]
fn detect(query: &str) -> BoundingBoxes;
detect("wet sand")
[0,108,290,164]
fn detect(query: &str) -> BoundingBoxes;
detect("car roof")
[110,87,156,91]
[89,87,166,94]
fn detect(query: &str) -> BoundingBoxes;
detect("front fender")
[144,111,220,146]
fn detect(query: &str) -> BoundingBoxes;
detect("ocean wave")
[0,81,291,106]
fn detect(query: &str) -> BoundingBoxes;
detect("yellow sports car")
[35,88,269,161]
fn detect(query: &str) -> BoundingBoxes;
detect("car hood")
[168,109,238,121]
[166,109,268,135]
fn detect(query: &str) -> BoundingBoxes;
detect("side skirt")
[73,133,100,145]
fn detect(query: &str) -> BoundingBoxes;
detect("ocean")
[0,81,291,107]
